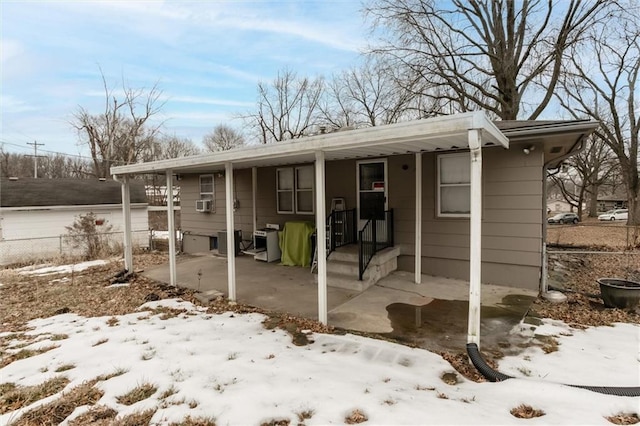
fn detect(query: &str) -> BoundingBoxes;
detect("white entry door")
[356,159,388,241]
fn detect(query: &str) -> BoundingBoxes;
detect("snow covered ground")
[1,298,638,425]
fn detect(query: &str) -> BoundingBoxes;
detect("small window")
[276,165,314,214]
[276,168,294,213]
[295,166,314,214]
[200,174,214,206]
[437,153,470,217]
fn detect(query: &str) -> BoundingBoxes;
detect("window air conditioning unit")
[195,199,212,212]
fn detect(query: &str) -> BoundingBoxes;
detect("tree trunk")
[588,184,599,217]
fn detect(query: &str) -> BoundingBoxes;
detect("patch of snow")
[0,300,637,425]
[105,283,130,288]
[19,260,108,276]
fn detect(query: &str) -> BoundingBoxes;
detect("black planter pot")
[597,278,640,310]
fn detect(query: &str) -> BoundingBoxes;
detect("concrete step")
[316,271,375,292]
[328,248,359,263]
[327,259,360,276]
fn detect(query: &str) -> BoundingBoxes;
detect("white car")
[598,209,628,221]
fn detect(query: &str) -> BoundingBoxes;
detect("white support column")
[225,162,237,301]
[252,167,258,243]
[166,170,177,287]
[121,175,133,272]
[414,152,423,284]
[315,151,328,324]
[467,129,483,347]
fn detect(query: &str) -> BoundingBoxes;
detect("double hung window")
[437,153,470,217]
[276,166,314,214]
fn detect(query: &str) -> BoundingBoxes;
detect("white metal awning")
[110,112,508,176]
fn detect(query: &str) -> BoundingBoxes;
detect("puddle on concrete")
[384,295,536,354]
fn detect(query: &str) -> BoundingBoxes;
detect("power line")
[0,139,128,165]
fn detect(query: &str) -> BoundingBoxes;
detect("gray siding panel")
[391,148,543,289]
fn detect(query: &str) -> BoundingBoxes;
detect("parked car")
[598,209,628,221]
[548,213,580,224]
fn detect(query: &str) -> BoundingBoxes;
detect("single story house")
[597,192,628,211]
[110,111,598,339]
[546,198,582,214]
[0,177,149,265]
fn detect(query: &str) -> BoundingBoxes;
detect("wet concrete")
[384,294,536,353]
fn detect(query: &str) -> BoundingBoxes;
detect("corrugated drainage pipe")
[466,343,640,397]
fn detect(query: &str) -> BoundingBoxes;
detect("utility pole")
[27,141,45,178]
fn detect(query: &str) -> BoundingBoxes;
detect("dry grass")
[170,416,217,426]
[54,363,75,372]
[607,412,640,425]
[0,376,69,414]
[0,345,60,369]
[510,404,545,418]
[116,383,157,406]
[0,253,189,332]
[260,419,290,426]
[547,221,639,250]
[112,408,157,425]
[96,367,128,381]
[345,409,368,424]
[68,405,118,425]
[536,252,640,327]
[11,380,103,426]
[296,409,314,422]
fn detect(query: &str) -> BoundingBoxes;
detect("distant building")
[0,178,149,265]
[597,192,628,211]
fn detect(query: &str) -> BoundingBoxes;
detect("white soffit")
[111,111,508,175]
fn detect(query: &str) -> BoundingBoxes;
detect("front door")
[356,159,388,241]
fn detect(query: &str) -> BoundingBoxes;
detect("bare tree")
[550,135,619,217]
[320,58,422,128]
[365,0,608,120]
[0,149,92,179]
[151,134,201,160]
[244,69,324,143]
[202,125,246,152]
[557,9,640,226]
[71,69,165,178]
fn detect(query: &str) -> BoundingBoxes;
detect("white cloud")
[0,95,37,114]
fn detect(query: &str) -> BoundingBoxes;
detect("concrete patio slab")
[141,253,538,353]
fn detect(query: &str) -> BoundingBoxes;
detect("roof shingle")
[0,178,147,208]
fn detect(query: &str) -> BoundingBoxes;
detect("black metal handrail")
[326,208,357,257]
[358,209,394,280]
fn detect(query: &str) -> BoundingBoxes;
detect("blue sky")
[1,0,367,158]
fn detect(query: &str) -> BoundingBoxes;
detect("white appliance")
[248,228,280,262]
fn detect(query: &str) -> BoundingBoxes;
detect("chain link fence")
[546,222,640,251]
[545,221,640,289]
[0,230,150,266]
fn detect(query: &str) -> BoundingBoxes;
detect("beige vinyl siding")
[390,148,543,289]
[180,170,254,243]
[178,147,544,289]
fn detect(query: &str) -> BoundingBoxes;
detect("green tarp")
[278,221,315,267]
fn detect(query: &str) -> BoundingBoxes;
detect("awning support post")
[315,151,327,324]
[467,129,483,347]
[415,152,422,284]
[121,175,133,272]
[166,170,177,287]
[252,167,257,245]
[225,162,237,301]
